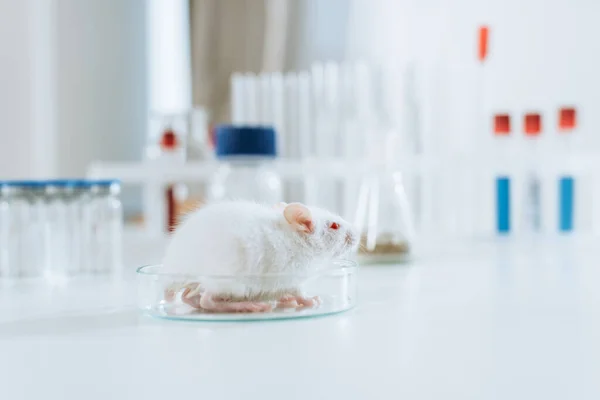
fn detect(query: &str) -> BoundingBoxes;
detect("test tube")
[559,176,574,232]
[284,73,301,202]
[244,73,259,125]
[541,172,558,235]
[340,63,359,220]
[259,73,273,126]
[230,73,246,124]
[323,62,342,213]
[496,176,511,234]
[271,72,285,161]
[298,71,316,206]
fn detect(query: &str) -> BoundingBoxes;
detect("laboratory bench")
[1,236,599,400]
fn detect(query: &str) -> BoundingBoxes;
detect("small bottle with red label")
[145,112,189,163]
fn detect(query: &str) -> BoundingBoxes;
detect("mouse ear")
[283,203,314,233]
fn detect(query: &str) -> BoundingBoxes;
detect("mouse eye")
[329,222,340,230]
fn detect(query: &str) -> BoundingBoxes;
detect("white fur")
[162,200,358,299]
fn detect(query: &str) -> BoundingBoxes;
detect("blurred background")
[2,0,600,269]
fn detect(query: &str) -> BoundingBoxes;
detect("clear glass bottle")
[0,181,47,278]
[61,180,89,276]
[207,125,283,204]
[87,180,123,274]
[22,182,46,277]
[44,180,70,279]
[0,182,13,277]
[0,183,23,278]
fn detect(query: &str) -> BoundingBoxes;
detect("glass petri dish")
[136,259,358,321]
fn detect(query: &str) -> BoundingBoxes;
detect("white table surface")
[1,237,600,400]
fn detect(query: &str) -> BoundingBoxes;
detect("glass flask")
[353,126,416,264]
[354,168,415,264]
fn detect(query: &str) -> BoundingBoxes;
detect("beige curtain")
[190,0,291,126]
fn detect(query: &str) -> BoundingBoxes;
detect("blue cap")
[88,179,121,187]
[2,180,46,188]
[45,179,90,188]
[215,125,276,157]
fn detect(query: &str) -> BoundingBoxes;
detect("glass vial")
[22,182,46,277]
[87,180,123,274]
[44,181,70,279]
[0,182,17,278]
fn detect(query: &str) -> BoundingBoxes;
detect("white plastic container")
[207,125,283,204]
[136,260,358,321]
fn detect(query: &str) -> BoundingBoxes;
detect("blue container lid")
[215,125,276,158]
[88,179,121,187]
[45,179,90,188]
[1,180,47,188]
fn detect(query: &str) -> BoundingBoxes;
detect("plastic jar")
[207,125,283,204]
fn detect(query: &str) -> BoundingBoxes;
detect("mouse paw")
[295,295,322,308]
[233,302,273,313]
[164,282,201,305]
[181,287,203,309]
[277,295,300,309]
[200,294,272,313]
[277,294,321,309]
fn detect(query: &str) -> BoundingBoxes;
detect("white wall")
[0,0,36,179]
[55,0,148,176]
[0,0,148,180]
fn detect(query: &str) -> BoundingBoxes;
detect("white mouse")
[162,200,359,313]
